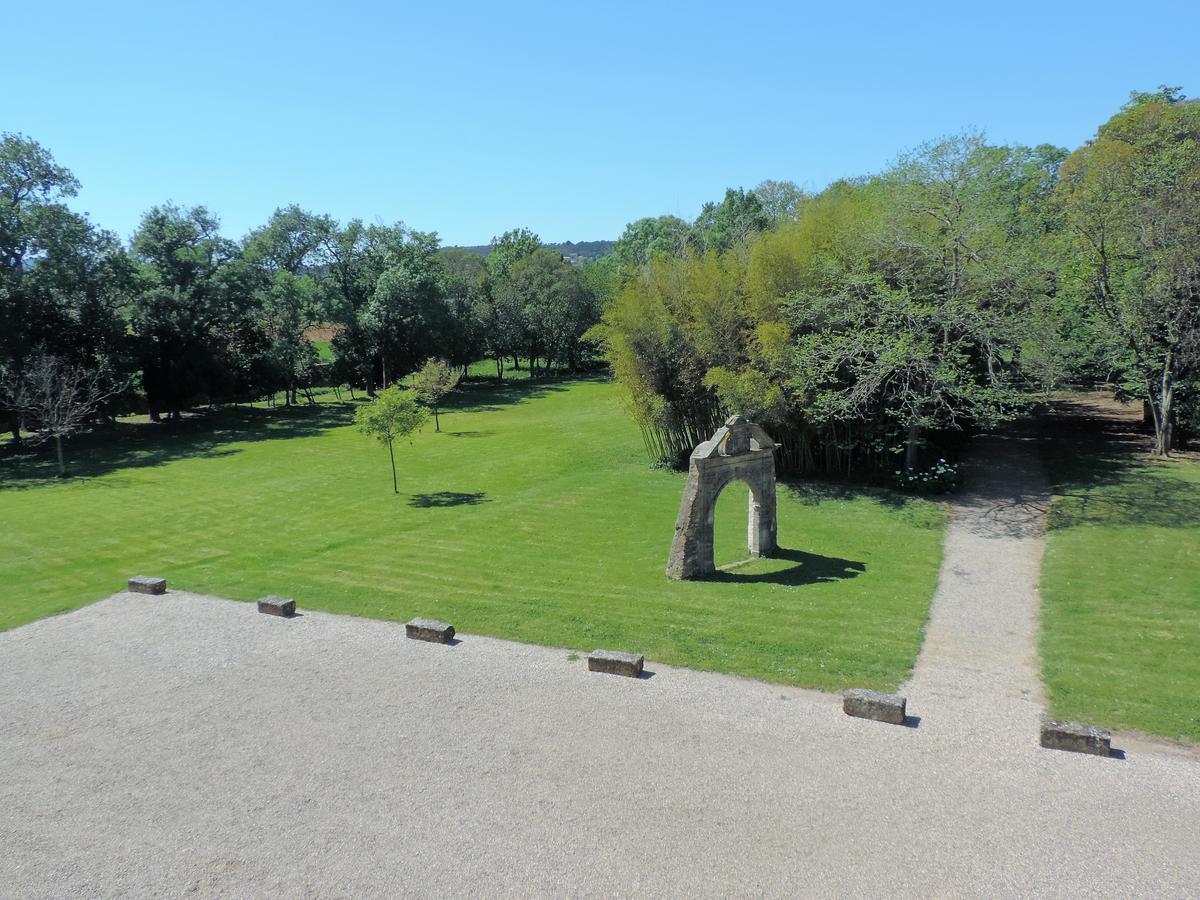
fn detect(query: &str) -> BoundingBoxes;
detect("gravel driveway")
[2,586,1199,898]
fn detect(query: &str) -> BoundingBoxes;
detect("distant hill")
[450,240,614,266]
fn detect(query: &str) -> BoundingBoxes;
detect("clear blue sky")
[7,0,1196,246]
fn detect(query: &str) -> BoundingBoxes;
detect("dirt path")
[903,419,1052,742]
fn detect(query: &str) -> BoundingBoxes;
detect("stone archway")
[666,416,778,580]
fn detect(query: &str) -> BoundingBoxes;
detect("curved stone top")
[691,416,777,459]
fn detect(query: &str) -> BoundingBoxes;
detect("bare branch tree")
[1,354,126,476]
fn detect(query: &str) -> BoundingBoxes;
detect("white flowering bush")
[893,459,959,494]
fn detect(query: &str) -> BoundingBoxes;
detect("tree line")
[4,86,1198,481]
[590,87,1200,477]
[0,147,604,450]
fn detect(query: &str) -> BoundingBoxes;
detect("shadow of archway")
[707,547,865,586]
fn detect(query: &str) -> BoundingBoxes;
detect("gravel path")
[902,420,1052,746]
[3,582,1200,897]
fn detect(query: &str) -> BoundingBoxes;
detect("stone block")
[1040,718,1112,756]
[843,688,907,725]
[128,576,166,595]
[405,618,455,643]
[588,649,644,678]
[257,595,296,618]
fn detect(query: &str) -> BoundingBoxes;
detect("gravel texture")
[2,425,1199,897]
[3,590,1199,898]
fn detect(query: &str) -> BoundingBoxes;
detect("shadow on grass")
[709,547,866,586]
[408,491,490,508]
[0,374,607,490]
[0,402,360,490]
[1039,397,1200,530]
[445,371,607,414]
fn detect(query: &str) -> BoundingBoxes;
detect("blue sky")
[7,0,1196,246]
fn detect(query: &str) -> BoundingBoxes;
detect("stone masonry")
[666,416,778,580]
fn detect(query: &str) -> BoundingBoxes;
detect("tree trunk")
[1158,363,1175,457]
[54,434,66,477]
[6,410,20,445]
[387,436,398,495]
[433,405,440,432]
[904,423,921,472]
[1147,356,1175,457]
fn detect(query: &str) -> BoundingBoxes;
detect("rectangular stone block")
[843,688,907,725]
[588,649,644,678]
[257,595,296,618]
[128,576,166,595]
[405,618,455,643]
[1040,718,1112,756]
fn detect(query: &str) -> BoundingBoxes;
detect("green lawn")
[0,376,945,691]
[1040,404,1200,742]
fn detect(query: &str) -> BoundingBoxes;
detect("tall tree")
[1058,88,1200,455]
[1,134,131,440]
[129,204,237,418]
[689,188,770,254]
[753,179,807,224]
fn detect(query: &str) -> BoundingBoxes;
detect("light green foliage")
[596,135,1057,475]
[611,215,690,279]
[689,187,770,254]
[411,358,461,430]
[1058,87,1200,455]
[752,179,807,224]
[355,385,428,493]
[0,378,945,692]
[702,366,787,425]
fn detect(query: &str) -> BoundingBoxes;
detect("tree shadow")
[408,491,490,508]
[707,547,866,586]
[0,402,358,490]
[1038,396,1200,530]
[0,374,608,489]
[445,371,606,414]
[779,477,942,518]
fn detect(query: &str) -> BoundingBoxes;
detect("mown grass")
[1040,400,1200,742]
[0,376,945,691]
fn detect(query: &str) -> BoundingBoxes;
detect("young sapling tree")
[354,386,428,494]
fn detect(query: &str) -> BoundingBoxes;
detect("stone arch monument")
[666,415,778,580]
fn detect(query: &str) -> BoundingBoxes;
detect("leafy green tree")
[788,274,1022,471]
[495,247,599,375]
[753,179,807,224]
[1058,87,1200,455]
[259,271,321,404]
[611,215,690,278]
[244,205,334,275]
[129,204,238,418]
[437,248,487,370]
[365,229,447,387]
[475,228,542,376]
[1,133,132,440]
[689,188,770,254]
[355,385,428,494]
[485,227,541,279]
[412,358,461,431]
